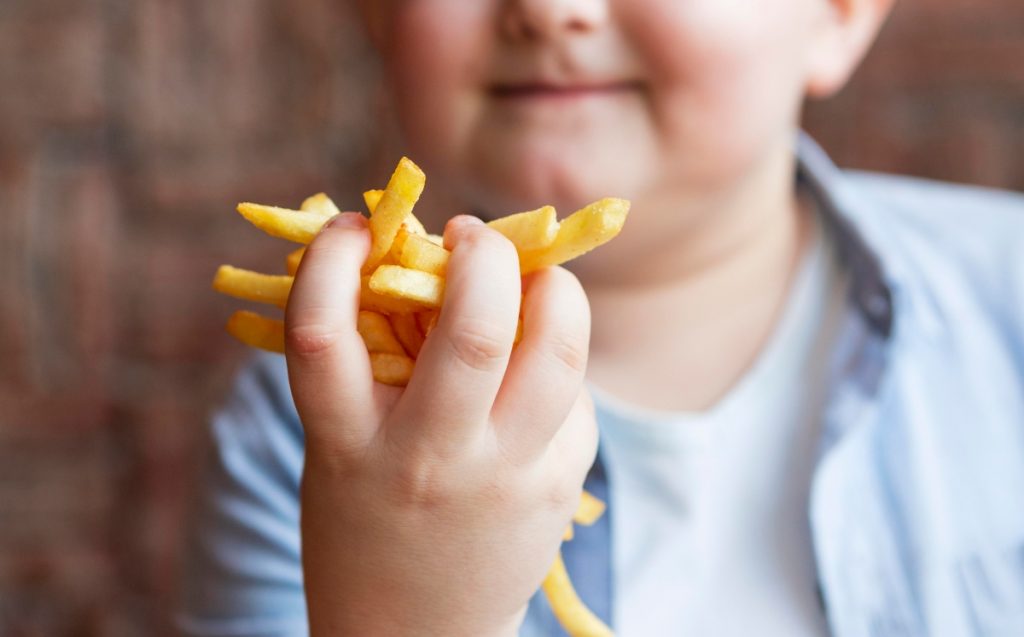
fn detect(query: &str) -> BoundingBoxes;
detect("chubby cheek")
[623,0,815,186]
[385,1,491,178]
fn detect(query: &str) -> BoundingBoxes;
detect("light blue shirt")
[179,135,1024,636]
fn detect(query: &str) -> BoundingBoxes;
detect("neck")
[582,141,812,411]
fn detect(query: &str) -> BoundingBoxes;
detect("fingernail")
[445,215,483,238]
[451,214,484,228]
[325,212,367,230]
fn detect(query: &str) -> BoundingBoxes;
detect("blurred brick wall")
[0,1,379,634]
[804,0,1024,188]
[0,1,1020,635]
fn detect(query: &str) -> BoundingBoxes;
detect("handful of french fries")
[213,157,625,636]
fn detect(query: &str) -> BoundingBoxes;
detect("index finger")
[389,218,521,451]
[285,212,376,448]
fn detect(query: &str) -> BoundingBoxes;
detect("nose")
[501,0,609,42]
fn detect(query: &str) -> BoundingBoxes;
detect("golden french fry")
[213,266,292,308]
[563,525,575,542]
[389,219,433,259]
[286,248,305,276]
[358,277,418,315]
[389,313,425,358]
[389,226,411,262]
[404,216,428,236]
[487,205,558,252]
[416,310,439,336]
[368,190,428,236]
[519,198,630,274]
[573,491,606,526]
[365,158,426,270]
[370,352,415,386]
[226,310,285,354]
[399,232,451,276]
[543,552,613,637]
[369,192,430,261]
[427,233,443,245]
[237,202,330,244]
[301,192,341,217]
[363,189,383,214]
[357,311,407,355]
[369,265,445,309]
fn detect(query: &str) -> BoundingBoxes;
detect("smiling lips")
[489,80,641,100]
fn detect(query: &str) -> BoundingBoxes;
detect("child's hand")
[286,212,598,637]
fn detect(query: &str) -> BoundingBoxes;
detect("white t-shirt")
[591,220,847,636]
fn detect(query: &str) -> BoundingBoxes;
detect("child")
[180,1,1024,635]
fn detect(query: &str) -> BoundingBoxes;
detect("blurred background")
[0,1,1021,635]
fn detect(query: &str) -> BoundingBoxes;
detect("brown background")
[1,1,1021,635]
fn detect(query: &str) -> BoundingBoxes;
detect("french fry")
[366,190,428,236]
[237,203,329,244]
[369,265,445,309]
[357,311,406,355]
[360,277,420,315]
[369,190,429,265]
[213,267,432,317]
[404,216,428,237]
[213,266,292,308]
[286,248,305,276]
[399,231,451,276]
[274,193,341,274]
[519,198,630,274]
[389,313,425,358]
[370,352,415,386]
[389,226,411,262]
[563,525,575,542]
[226,311,285,354]
[365,158,426,271]
[363,189,383,213]
[487,205,558,251]
[573,491,606,526]
[543,552,614,637]
[426,233,444,245]
[416,311,439,336]
[301,192,341,217]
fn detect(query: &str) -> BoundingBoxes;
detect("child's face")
[366,1,841,217]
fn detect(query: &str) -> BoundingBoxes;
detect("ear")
[805,0,895,98]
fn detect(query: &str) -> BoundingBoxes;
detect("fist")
[285,212,598,636]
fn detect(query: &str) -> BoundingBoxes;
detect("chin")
[465,140,640,216]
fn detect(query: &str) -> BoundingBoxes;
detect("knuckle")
[389,456,449,510]
[285,321,341,356]
[544,473,583,517]
[446,319,510,372]
[543,329,589,375]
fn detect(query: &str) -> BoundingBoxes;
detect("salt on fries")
[213,157,626,636]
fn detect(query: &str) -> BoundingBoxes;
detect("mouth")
[488,80,643,101]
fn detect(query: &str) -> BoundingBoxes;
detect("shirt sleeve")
[178,353,309,637]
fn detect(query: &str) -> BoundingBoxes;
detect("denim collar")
[558,134,897,634]
[796,133,894,341]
